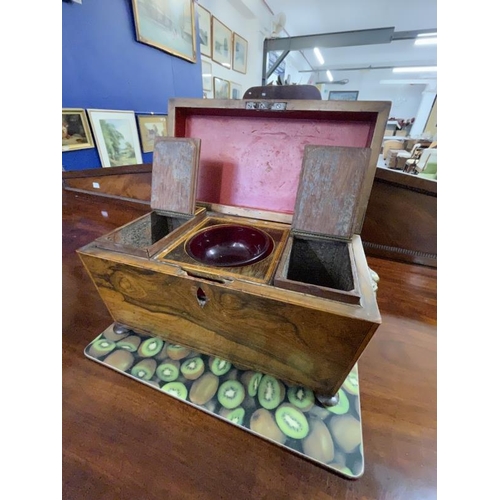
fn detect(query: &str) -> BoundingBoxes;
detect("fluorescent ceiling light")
[314,47,324,65]
[417,32,437,37]
[326,70,333,82]
[393,66,437,73]
[415,37,437,46]
[380,79,436,85]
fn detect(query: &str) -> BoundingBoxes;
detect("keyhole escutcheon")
[196,287,208,307]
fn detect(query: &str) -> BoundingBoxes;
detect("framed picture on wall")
[202,60,213,92]
[62,108,94,151]
[136,114,168,153]
[197,4,211,58]
[328,90,359,101]
[232,33,248,74]
[230,82,242,99]
[211,16,232,68]
[213,77,230,99]
[87,109,143,167]
[131,0,196,63]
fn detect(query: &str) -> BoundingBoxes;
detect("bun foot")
[316,392,340,407]
[113,323,131,335]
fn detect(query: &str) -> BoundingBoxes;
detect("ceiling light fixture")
[326,70,334,82]
[314,47,324,65]
[393,66,437,73]
[417,32,437,37]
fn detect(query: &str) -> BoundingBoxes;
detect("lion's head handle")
[369,268,380,293]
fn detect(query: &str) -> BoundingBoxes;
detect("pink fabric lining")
[183,113,374,214]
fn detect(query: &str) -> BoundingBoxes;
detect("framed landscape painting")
[232,33,248,74]
[197,4,211,57]
[328,90,359,101]
[87,109,143,168]
[230,82,243,99]
[136,114,168,153]
[131,0,196,63]
[212,16,232,68]
[213,77,230,99]
[202,60,213,92]
[62,109,94,151]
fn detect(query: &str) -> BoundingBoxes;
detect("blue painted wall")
[62,0,202,171]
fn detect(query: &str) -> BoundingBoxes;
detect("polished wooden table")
[62,189,437,500]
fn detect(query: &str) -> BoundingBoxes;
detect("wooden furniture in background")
[382,139,404,159]
[63,161,437,268]
[62,163,151,204]
[361,168,437,267]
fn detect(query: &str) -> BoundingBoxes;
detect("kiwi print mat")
[85,325,365,479]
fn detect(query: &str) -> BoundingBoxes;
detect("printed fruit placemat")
[85,325,365,479]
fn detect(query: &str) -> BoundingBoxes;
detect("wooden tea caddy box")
[78,98,390,403]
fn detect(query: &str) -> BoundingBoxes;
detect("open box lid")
[292,145,371,240]
[167,98,390,233]
[150,137,201,215]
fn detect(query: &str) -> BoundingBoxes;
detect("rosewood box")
[78,97,390,401]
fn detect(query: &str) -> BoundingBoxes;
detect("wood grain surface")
[156,214,289,284]
[93,210,206,259]
[274,235,362,305]
[151,138,201,215]
[169,98,390,235]
[61,157,436,268]
[78,240,377,395]
[293,145,370,238]
[361,169,437,267]
[63,190,436,500]
[63,171,152,204]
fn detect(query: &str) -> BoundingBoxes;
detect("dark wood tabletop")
[62,189,437,500]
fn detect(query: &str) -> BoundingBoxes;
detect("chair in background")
[416,149,437,180]
[403,143,436,173]
[382,139,404,160]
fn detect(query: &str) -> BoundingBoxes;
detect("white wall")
[198,0,306,96]
[199,0,270,96]
[319,68,431,119]
[197,0,434,130]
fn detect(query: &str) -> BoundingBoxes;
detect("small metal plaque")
[245,101,287,111]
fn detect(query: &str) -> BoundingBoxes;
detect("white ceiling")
[262,0,437,81]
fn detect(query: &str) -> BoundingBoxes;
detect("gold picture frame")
[62,109,94,151]
[136,114,169,153]
[131,0,197,63]
[211,16,232,68]
[328,90,359,101]
[202,59,213,92]
[213,77,230,99]
[87,109,143,168]
[230,82,243,99]
[197,4,211,58]
[232,33,248,74]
